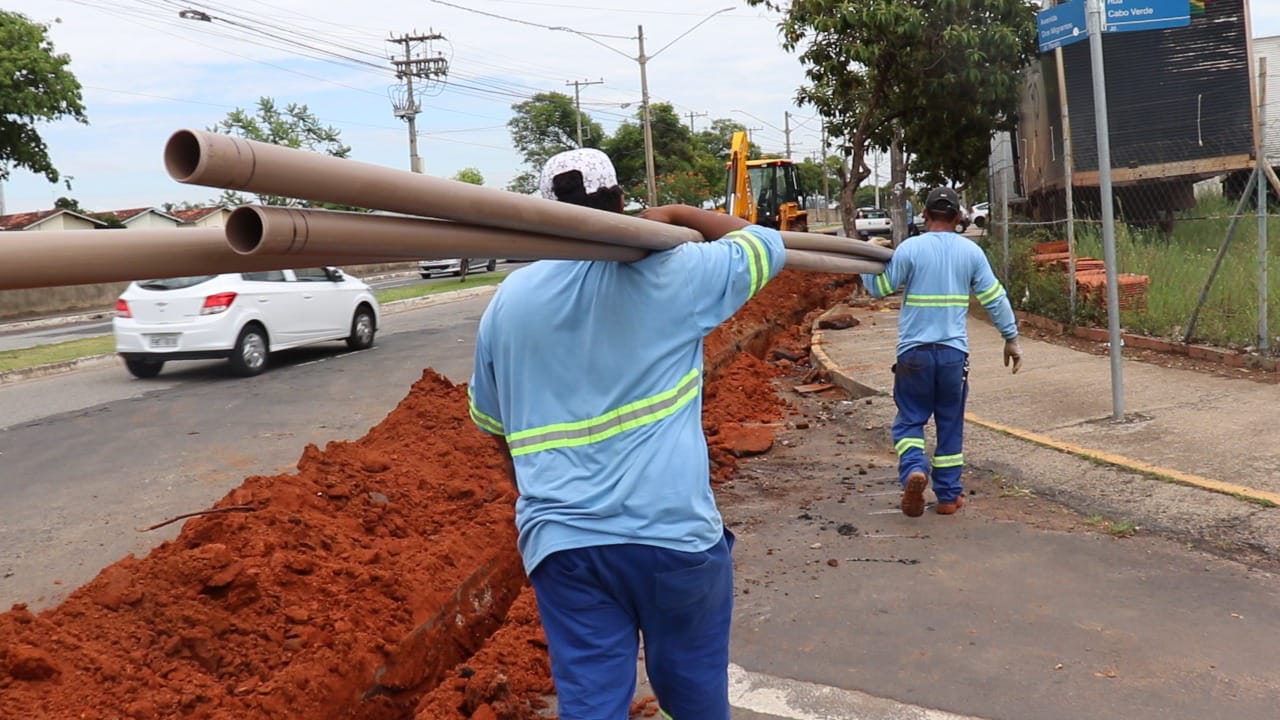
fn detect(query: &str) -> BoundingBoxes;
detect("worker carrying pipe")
[467,149,785,720]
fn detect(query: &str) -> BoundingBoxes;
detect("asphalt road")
[0,292,493,609]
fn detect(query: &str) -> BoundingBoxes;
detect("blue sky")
[3,0,1278,215]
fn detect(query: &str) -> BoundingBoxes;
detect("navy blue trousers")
[892,344,969,503]
[528,530,735,720]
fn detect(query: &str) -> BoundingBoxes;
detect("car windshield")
[135,276,217,291]
[861,209,888,219]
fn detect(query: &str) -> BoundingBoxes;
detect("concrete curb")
[0,354,119,387]
[0,284,500,386]
[809,306,882,400]
[808,303,1279,508]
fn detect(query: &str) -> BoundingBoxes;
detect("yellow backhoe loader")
[723,131,808,232]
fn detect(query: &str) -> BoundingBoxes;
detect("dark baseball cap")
[925,186,962,213]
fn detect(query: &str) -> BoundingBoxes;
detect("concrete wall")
[186,210,232,228]
[1258,36,1280,161]
[0,262,419,322]
[33,215,99,232]
[124,213,180,230]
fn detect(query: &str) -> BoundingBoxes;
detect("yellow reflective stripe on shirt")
[933,453,964,468]
[727,230,769,297]
[905,293,970,308]
[875,273,893,296]
[976,282,1006,305]
[506,368,702,457]
[895,437,925,455]
[468,388,505,435]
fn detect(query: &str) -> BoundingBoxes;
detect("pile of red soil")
[0,270,853,720]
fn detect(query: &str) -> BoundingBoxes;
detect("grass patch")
[1085,513,1137,538]
[374,272,507,304]
[0,335,116,373]
[996,197,1280,350]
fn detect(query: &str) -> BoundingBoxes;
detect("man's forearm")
[668,205,751,241]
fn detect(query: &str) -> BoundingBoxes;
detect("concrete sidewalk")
[810,301,1280,558]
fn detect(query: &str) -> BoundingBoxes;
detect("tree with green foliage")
[749,0,1037,233]
[53,195,84,213]
[506,170,539,195]
[0,12,88,185]
[508,92,603,167]
[453,167,484,185]
[210,97,351,207]
[604,103,700,206]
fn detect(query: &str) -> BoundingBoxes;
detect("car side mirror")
[325,267,345,282]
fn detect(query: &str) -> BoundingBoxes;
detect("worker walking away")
[468,148,786,719]
[860,186,1022,517]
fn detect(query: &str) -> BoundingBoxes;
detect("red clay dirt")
[0,269,856,719]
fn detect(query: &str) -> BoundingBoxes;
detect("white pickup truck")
[853,207,892,239]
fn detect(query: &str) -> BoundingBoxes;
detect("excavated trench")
[0,270,856,720]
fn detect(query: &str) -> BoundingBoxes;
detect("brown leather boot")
[901,471,928,517]
[935,495,966,515]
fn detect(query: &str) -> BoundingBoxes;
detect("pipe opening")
[225,208,264,255]
[164,130,202,182]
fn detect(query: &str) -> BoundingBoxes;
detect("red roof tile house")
[0,209,106,232]
[92,207,183,229]
[169,206,233,228]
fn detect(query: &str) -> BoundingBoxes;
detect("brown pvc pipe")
[780,231,894,262]
[785,249,885,276]
[165,129,893,262]
[0,228,403,291]
[227,206,647,263]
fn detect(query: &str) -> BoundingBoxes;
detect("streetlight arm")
[551,26,637,61]
[650,7,735,59]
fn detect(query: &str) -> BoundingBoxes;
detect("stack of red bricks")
[1031,240,1149,311]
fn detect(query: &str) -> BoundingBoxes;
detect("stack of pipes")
[0,130,891,291]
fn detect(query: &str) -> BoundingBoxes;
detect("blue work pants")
[528,530,735,720]
[892,344,969,503]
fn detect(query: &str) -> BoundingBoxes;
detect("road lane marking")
[728,663,988,720]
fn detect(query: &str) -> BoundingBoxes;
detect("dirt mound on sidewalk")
[0,270,854,719]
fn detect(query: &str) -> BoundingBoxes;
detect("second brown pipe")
[227,206,647,263]
[166,129,894,262]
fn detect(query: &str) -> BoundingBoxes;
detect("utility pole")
[389,32,449,173]
[638,25,658,206]
[687,111,708,132]
[565,78,604,147]
[745,126,763,146]
[820,123,830,210]
[784,111,793,159]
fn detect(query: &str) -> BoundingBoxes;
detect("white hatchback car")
[113,267,380,378]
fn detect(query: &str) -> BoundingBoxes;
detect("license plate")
[148,334,180,348]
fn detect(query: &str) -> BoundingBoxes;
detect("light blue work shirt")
[860,230,1017,357]
[469,225,786,574]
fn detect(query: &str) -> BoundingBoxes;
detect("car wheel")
[124,357,164,379]
[486,259,497,272]
[956,221,970,233]
[346,306,376,350]
[419,272,431,279]
[974,216,986,229]
[229,324,269,377]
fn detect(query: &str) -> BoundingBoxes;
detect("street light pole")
[638,25,657,206]
[553,7,731,207]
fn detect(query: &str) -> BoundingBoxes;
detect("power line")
[430,0,635,39]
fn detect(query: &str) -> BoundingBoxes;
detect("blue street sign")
[1103,0,1190,33]
[1037,0,1087,53]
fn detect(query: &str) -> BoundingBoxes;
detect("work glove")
[1003,338,1023,375]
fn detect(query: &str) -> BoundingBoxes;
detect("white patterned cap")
[538,148,619,200]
